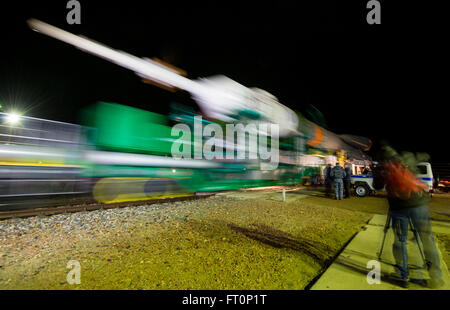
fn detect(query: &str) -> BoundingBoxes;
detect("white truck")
[350,162,434,197]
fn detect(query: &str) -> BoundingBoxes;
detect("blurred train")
[0,20,374,209]
[0,104,305,207]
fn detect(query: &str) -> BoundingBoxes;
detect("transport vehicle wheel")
[355,184,369,197]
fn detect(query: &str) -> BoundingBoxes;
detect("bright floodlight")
[5,112,21,125]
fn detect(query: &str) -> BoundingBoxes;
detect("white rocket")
[27,19,299,137]
[27,19,372,157]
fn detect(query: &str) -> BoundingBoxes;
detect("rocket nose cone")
[27,18,40,31]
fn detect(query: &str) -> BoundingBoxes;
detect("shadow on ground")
[227,222,333,265]
[334,255,429,288]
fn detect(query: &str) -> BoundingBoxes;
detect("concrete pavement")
[216,186,325,203]
[216,187,310,202]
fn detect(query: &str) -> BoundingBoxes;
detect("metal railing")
[0,112,91,149]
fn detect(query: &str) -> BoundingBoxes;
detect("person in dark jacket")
[324,164,333,198]
[330,162,346,200]
[344,163,352,198]
[373,146,443,289]
[363,166,372,175]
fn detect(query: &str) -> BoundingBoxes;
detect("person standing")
[330,162,346,200]
[324,164,333,198]
[373,146,444,289]
[344,163,352,198]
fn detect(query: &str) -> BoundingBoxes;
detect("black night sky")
[0,1,448,161]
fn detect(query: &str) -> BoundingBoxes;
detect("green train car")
[80,102,304,202]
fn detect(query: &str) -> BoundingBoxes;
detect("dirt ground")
[0,194,371,290]
[0,187,448,290]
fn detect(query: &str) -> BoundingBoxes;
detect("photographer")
[373,146,443,288]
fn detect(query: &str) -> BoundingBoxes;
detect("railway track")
[0,193,215,220]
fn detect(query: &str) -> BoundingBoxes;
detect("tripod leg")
[378,214,391,260]
[409,217,426,266]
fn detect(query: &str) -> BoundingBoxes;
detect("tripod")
[378,213,426,267]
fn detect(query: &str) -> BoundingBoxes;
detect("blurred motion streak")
[0,20,377,209]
